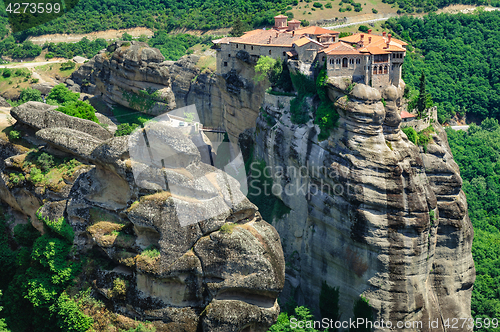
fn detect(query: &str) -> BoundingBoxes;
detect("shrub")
[2,68,11,78]
[60,61,76,71]
[325,2,332,8]
[36,152,55,172]
[142,246,160,258]
[55,100,99,123]
[372,8,378,13]
[313,2,323,8]
[29,167,45,184]
[45,52,54,59]
[47,84,80,105]
[55,293,94,332]
[359,25,369,32]
[402,126,418,145]
[8,130,21,141]
[37,211,74,243]
[19,87,43,104]
[115,123,140,136]
[109,278,128,299]
[122,32,133,41]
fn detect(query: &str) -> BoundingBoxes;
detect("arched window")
[244,45,246,49]
[356,58,360,64]
[336,59,341,64]
[349,58,354,65]
[228,54,231,58]
[269,50,272,55]
[322,56,325,61]
[384,66,388,74]
[373,66,377,75]
[379,65,383,73]
[342,57,348,68]
[330,58,334,65]
[251,46,254,50]
[392,54,395,59]
[236,44,238,48]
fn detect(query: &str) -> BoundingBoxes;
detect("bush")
[55,293,94,332]
[47,84,80,105]
[325,2,332,7]
[19,87,43,103]
[359,25,369,32]
[45,52,54,59]
[37,211,74,243]
[8,130,21,141]
[402,126,418,145]
[36,152,55,172]
[2,68,11,78]
[313,2,323,8]
[55,100,99,123]
[60,61,76,71]
[122,32,133,41]
[115,123,140,136]
[372,7,378,13]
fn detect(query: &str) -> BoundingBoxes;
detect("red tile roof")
[295,26,339,36]
[340,32,407,55]
[320,42,360,55]
[232,29,302,47]
[401,110,416,119]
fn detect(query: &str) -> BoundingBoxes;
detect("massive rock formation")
[72,49,258,136]
[252,77,475,330]
[71,41,176,115]
[0,106,285,331]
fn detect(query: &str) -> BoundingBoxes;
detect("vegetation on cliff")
[447,121,500,330]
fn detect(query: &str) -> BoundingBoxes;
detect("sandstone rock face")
[253,78,475,330]
[11,101,112,140]
[71,41,176,115]
[0,115,285,331]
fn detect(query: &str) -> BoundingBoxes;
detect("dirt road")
[0,59,66,69]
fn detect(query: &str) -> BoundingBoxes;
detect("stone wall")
[402,106,439,132]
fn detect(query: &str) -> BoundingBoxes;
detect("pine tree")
[229,18,246,37]
[417,71,427,118]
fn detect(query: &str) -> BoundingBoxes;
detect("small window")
[251,46,254,50]
[236,44,238,48]
[329,58,334,65]
[384,66,388,74]
[342,58,348,67]
[284,51,286,56]
[322,56,325,61]
[392,65,394,70]
[356,58,360,64]
[349,59,354,65]
[244,45,246,49]
[269,50,272,55]
[336,59,341,64]
[228,54,231,58]
[379,65,383,73]
[373,67,377,75]
[392,54,395,59]
[224,62,228,67]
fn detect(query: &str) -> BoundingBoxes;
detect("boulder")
[11,101,113,140]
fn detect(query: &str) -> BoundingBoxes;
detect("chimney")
[368,29,372,34]
[268,36,271,44]
[292,30,295,37]
[276,32,279,38]
[368,37,372,44]
[388,33,392,42]
[382,31,386,37]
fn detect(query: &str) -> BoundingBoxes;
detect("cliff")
[251,77,475,330]
[0,102,285,332]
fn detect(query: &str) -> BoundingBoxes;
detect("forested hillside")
[447,121,500,331]
[388,10,500,123]
[0,0,497,39]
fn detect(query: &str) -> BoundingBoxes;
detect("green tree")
[350,296,373,332]
[122,32,133,41]
[47,84,80,105]
[319,281,341,326]
[254,56,277,82]
[229,18,249,37]
[268,306,321,332]
[481,118,499,132]
[18,87,43,104]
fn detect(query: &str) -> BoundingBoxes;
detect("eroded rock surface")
[0,115,285,331]
[253,78,475,331]
[71,41,176,115]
